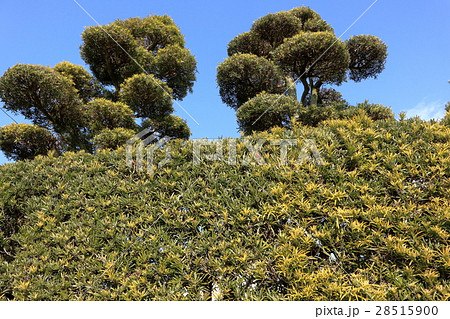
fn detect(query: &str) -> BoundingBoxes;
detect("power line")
[0,107,18,124]
[72,0,200,126]
[251,0,380,126]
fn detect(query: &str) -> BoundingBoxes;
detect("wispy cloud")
[404,99,446,120]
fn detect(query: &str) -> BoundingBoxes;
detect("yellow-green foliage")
[84,98,136,135]
[0,115,449,300]
[92,128,136,150]
[0,123,58,161]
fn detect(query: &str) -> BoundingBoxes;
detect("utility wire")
[0,107,18,124]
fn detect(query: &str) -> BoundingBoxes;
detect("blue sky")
[0,0,449,164]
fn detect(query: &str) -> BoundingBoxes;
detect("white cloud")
[404,99,446,120]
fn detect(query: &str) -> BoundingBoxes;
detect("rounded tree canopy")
[302,18,333,33]
[289,7,333,33]
[272,31,350,85]
[142,115,191,140]
[346,35,388,82]
[92,127,136,150]
[119,73,174,119]
[288,6,322,24]
[151,44,197,100]
[227,32,273,58]
[115,15,185,54]
[84,98,136,134]
[236,93,299,134]
[80,24,139,89]
[0,64,82,132]
[217,53,287,110]
[251,11,302,48]
[53,61,103,103]
[0,123,58,161]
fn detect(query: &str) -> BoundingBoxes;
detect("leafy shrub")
[298,100,395,127]
[1,116,449,300]
[348,101,395,121]
[297,102,340,127]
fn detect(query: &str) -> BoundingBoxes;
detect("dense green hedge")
[1,114,449,300]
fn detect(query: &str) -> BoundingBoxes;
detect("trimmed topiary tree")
[217,6,388,133]
[0,14,195,161]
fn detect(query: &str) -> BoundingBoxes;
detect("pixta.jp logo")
[126,129,172,175]
[126,129,324,175]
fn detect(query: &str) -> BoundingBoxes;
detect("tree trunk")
[310,79,323,107]
[285,75,297,100]
[300,77,309,106]
[310,87,318,106]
